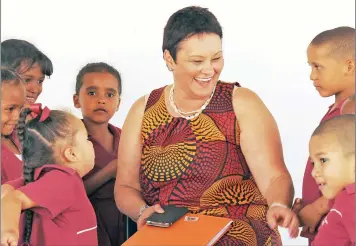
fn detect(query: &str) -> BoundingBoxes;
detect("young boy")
[309,115,355,245]
[295,26,355,243]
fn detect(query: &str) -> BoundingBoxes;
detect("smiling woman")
[1,39,53,106]
[115,5,298,245]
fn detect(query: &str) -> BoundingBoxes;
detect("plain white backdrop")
[2,0,355,245]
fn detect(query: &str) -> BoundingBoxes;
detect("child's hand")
[108,159,118,179]
[298,203,322,232]
[1,229,19,246]
[291,198,304,214]
[267,205,300,238]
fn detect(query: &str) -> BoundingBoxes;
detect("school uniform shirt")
[1,136,22,184]
[6,164,98,246]
[83,123,126,246]
[301,98,347,241]
[312,184,355,246]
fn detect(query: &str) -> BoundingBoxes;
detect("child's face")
[71,118,95,176]
[307,44,349,98]
[310,134,355,199]
[73,72,120,124]
[1,83,25,136]
[19,63,45,105]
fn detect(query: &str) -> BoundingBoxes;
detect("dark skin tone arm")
[84,159,117,195]
[82,120,118,195]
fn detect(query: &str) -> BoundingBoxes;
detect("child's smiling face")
[310,133,355,199]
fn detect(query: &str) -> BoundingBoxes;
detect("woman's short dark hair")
[162,6,223,61]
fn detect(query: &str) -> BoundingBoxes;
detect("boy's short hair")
[312,115,355,154]
[310,26,355,59]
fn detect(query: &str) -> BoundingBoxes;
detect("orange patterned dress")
[140,81,281,245]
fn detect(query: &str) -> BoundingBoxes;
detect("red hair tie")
[29,103,51,122]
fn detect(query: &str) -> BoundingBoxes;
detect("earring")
[166,65,172,71]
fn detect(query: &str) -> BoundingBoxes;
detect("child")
[309,115,355,245]
[1,68,26,184]
[73,62,126,246]
[1,106,98,246]
[1,39,53,106]
[295,26,355,243]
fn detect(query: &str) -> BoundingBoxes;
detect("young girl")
[73,62,126,246]
[1,39,53,106]
[1,106,98,246]
[1,68,26,184]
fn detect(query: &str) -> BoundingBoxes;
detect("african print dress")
[140,81,281,245]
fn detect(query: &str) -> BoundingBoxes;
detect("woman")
[115,6,298,245]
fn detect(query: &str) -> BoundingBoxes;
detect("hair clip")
[29,103,51,122]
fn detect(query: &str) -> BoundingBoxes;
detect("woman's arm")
[114,96,164,228]
[114,96,163,224]
[233,87,294,206]
[233,87,298,237]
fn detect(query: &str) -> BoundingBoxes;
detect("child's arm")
[1,178,25,199]
[299,196,329,228]
[1,190,37,245]
[1,184,15,199]
[84,159,117,195]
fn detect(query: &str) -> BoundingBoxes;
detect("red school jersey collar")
[326,97,349,113]
[82,120,121,154]
[33,164,77,180]
[345,183,355,195]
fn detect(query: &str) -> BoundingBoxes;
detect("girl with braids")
[1,67,26,184]
[1,105,98,246]
[73,62,126,246]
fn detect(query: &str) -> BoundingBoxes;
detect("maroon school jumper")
[83,124,126,246]
[6,165,98,246]
[312,184,355,246]
[1,134,22,184]
[301,98,347,242]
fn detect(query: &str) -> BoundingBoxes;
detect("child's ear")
[116,98,121,112]
[63,146,78,162]
[73,94,81,109]
[345,59,355,76]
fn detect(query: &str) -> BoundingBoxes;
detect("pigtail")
[17,108,34,243]
[17,108,32,147]
[23,166,35,243]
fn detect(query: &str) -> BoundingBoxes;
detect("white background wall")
[2,0,355,244]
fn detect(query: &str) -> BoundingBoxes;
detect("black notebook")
[146,205,189,228]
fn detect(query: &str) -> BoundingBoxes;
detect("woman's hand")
[267,205,300,238]
[136,204,165,229]
[291,198,303,215]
